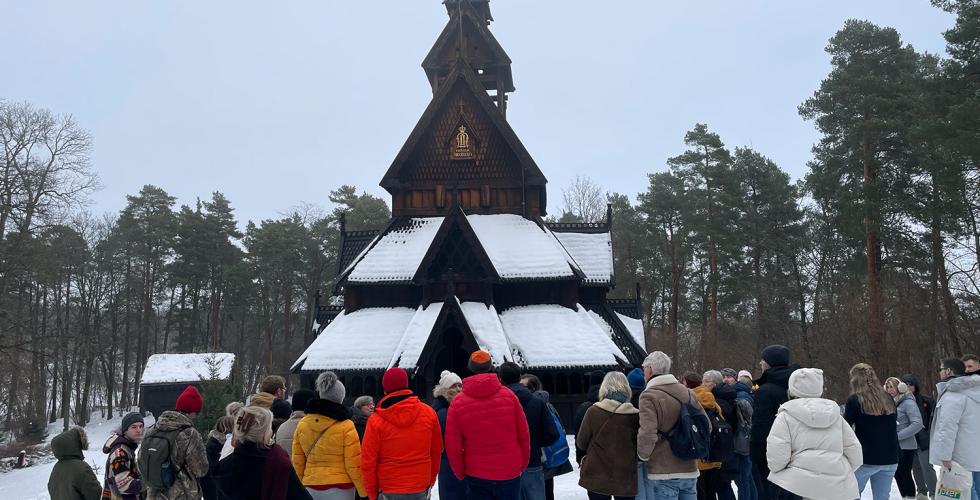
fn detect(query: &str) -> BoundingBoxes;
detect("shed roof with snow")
[140,353,236,386]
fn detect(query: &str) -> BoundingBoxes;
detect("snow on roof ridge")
[539,221,585,277]
[615,311,646,353]
[387,302,444,371]
[458,299,513,366]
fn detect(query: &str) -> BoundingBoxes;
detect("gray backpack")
[733,398,753,456]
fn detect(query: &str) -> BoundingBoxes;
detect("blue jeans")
[854,463,897,500]
[637,462,646,499]
[640,476,697,500]
[736,454,757,500]
[973,470,979,500]
[520,466,546,500]
[465,475,522,500]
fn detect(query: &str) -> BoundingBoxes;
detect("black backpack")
[705,407,735,462]
[652,388,711,461]
[138,424,189,490]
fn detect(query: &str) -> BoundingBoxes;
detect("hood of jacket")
[374,389,424,429]
[733,381,753,397]
[938,374,980,402]
[594,398,640,414]
[208,430,227,444]
[533,390,551,404]
[306,398,352,421]
[694,385,722,414]
[895,392,915,406]
[506,382,534,403]
[155,410,195,431]
[102,432,138,454]
[432,395,449,413]
[778,397,841,429]
[462,372,506,399]
[52,427,88,461]
[712,382,737,403]
[757,364,800,389]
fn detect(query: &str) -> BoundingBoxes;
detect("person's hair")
[353,395,374,409]
[521,374,542,393]
[702,370,723,386]
[498,362,522,385]
[682,371,702,388]
[849,363,895,416]
[738,375,753,386]
[259,375,286,395]
[225,401,244,417]
[213,415,234,435]
[962,354,979,364]
[598,371,631,401]
[943,358,966,375]
[642,351,672,376]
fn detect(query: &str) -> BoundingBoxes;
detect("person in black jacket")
[750,345,800,500]
[432,370,464,500]
[500,362,560,500]
[705,370,739,500]
[844,363,899,500]
[901,373,938,498]
[213,406,311,500]
[522,374,574,500]
[574,370,605,464]
[203,416,234,500]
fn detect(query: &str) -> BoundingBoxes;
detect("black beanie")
[761,344,791,367]
[290,389,316,413]
[120,412,143,435]
[498,362,522,385]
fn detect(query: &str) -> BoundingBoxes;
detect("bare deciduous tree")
[561,175,606,223]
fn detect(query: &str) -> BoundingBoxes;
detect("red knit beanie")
[175,386,204,414]
[382,368,409,394]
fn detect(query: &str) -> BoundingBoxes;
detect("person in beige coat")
[767,368,863,500]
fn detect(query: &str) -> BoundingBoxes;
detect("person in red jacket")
[360,367,442,500]
[445,350,530,500]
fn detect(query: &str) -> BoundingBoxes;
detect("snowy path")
[1,431,907,500]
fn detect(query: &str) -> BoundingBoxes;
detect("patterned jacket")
[102,434,144,500]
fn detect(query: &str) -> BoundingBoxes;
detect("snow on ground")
[2,425,907,499]
[0,411,154,500]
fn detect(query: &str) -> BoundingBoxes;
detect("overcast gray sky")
[3,1,955,225]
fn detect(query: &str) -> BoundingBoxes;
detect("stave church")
[292,0,646,422]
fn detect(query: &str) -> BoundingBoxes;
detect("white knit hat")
[788,368,824,398]
[437,370,462,390]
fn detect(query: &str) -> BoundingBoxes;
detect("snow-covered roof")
[388,303,444,370]
[500,304,627,368]
[293,307,419,371]
[616,312,646,351]
[467,214,575,280]
[553,231,613,284]
[347,218,443,283]
[459,301,513,365]
[140,353,235,385]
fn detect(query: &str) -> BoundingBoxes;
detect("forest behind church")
[1,3,979,447]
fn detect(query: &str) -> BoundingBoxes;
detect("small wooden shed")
[139,353,236,418]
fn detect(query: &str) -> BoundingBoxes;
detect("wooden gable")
[381,63,547,218]
[415,206,499,285]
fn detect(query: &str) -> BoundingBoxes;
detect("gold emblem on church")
[451,125,475,160]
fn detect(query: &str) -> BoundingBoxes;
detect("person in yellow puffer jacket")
[292,371,366,499]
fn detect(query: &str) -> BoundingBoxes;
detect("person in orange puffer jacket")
[359,368,442,500]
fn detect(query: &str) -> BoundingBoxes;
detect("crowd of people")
[46,349,980,500]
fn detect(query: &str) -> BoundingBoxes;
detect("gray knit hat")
[316,371,346,404]
[120,412,144,435]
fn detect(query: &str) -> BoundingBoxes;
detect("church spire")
[423,0,513,116]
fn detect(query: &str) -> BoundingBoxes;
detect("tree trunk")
[863,132,886,370]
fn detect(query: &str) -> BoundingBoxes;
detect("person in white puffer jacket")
[767,368,864,500]
[930,358,980,500]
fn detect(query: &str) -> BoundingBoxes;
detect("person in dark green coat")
[47,426,102,500]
